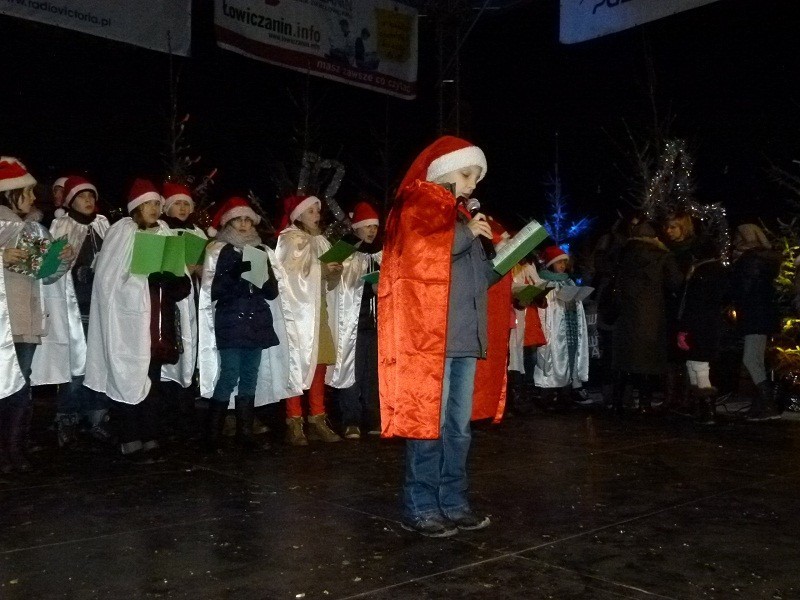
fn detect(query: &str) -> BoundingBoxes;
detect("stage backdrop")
[560,0,722,44]
[214,0,418,100]
[0,0,191,55]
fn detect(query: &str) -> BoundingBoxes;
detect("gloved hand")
[677,331,690,352]
[233,260,252,276]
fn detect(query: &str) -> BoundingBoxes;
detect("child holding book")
[200,197,279,451]
[84,179,191,463]
[533,246,590,406]
[275,194,343,445]
[30,175,111,448]
[331,201,382,438]
[0,157,74,472]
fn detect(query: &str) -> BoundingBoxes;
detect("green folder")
[513,284,549,304]
[318,239,357,264]
[180,231,208,265]
[492,220,549,276]
[36,237,68,280]
[362,271,380,285]
[130,232,185,277]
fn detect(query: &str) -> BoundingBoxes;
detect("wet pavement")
[2,402,800,599]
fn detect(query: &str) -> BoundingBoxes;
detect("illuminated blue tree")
[542,137,593,252]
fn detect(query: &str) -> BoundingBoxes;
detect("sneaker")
[344,425,361,440]
[446,511,491,531]
[401,516,458,538]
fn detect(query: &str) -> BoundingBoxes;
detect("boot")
[747,381,781,421]
[23,403,42,453]
[86,409,113,443]
[55,412,80,448]
[202,402,227,452]
[306,413,342,443]
[7,407,32,472]
[284,416,308,446]
[235,395,269,451]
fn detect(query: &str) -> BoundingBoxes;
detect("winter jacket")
[211,243,279,350]
[612,238,683,374]
[730,248,780,335]
[678,257,728,362]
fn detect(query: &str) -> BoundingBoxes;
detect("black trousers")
[337,329,379,429]
[115,362,162,451]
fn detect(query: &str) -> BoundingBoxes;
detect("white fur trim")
[163,193,194,213]
[0,172,36,192]
[426,146,487,183]
[220,205,260,227]
[127,191,162,214]
[545,252,569,269]
[289,196,321,223]
[54,208,66,219]
[352,217,379,229]
[207,226,218,238]
[52,177,68,189]
[64,183,97,207]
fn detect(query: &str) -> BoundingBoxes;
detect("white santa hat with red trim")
[127,178,162,214]
[63,175,98,209]
[349,201,379,229]
[208,196,260,237]
[162,181,194,213]
[0,156,37,192]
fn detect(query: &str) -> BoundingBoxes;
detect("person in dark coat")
[205,197,280,451]
[611,222,683,413]
[676,238,728,424]
[729,223,781,420]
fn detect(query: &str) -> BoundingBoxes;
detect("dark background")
[2,0,799,233]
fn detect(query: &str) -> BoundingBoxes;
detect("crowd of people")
[0,138,788,536]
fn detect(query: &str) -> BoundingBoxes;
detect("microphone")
[465,198,496,260]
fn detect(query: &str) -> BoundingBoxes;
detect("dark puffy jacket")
[730,248,780,335]
[678,257,728,362]
[212,244,280,350]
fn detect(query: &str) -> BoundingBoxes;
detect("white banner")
[560,0,722,44]
[0,0,191,55]
[215,0,418,100]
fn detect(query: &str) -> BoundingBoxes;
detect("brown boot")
[306,413,342,443]
[284,417,308,446]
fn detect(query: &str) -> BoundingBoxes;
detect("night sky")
[2,0,799,235]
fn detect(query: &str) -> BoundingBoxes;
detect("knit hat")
[127,178,162,214]
[0,157,37,192]
[63,175,97,209]
[541,245,569,268]
[350,201,379,229]
[279,194,321,231]
[209,196,260,237]
[162,181,194,213]
[396,136,487,197]
[52,176,68,190]
[734,223,770,251]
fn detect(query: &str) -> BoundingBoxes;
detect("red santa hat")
[0,156,37,192]
[349,201,379,229]
[162,181,194,213]
[63,175,98,209]
[541,245,569,269]
[208,196,260,237]
[396,136,487,197]
[52,176,68,190]
[127,178,162,214]
[279,194,321,231]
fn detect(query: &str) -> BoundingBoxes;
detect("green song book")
[179,230,208,265]
[513,284,549,304]
[361,270,380,285]
[130,232,186,277]
[492,220,549,276]
[318,239,357,264]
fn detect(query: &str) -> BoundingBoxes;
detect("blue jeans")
[3,343,37,409]
[212,348,262,406]
[403,356,476,521]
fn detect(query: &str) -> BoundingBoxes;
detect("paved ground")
[2,398,800,599]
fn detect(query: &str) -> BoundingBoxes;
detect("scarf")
[539,270,570,283]
[161,214,196,230]
[215,225,262,249]
[67,208,96,225]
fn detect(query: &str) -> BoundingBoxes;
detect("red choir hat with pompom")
[349,201,379,229]
[396,136,487,198]
[127,178,162,214]
[162,181,194,213]
[541,245,569,269]
[278,194,321,231]
[0,156,36,192]
[208,196,260,237]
